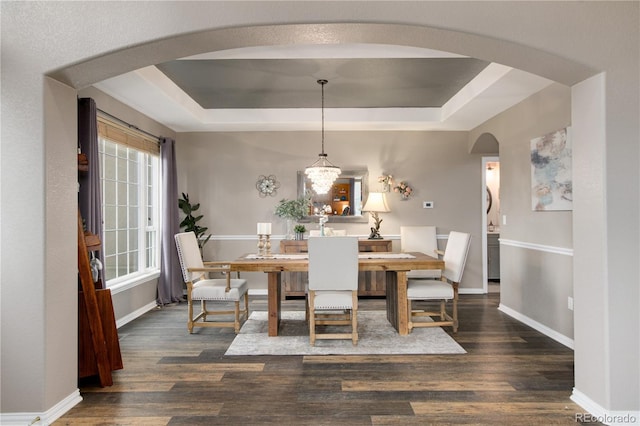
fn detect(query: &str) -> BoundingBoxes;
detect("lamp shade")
[362,192,391,213]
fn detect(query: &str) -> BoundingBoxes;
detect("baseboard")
[571,388,640,425]
[0,389,82,425]
[250,288,486,296]
[116,301,158,328]
[459,287,486,295]
[498,303,574,349]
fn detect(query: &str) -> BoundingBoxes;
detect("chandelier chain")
[319,79,326,155]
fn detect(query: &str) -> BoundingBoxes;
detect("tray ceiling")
[93,44,553,132]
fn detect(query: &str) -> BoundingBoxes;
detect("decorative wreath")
[256,175,280,198]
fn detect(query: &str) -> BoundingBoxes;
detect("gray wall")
[470,83,574,340]
[176,131,485,292]
[43,77,80,413]
[2,1,638,422]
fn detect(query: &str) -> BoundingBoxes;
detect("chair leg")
[234,301,241,333]
[440,300,446,320]
[244,293,250,319]
[452,294,459,333]
[308,291,316,346]
[187,299,194,334]
[186,282,195,333]
[351,291,358,345]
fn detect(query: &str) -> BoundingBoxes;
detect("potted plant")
[294,224,307,240]
[178,192,212,252]
[274,197,311,239]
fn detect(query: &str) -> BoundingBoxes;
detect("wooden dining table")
[230,251,444,336]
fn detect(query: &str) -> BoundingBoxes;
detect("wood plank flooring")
[55,294,597,425]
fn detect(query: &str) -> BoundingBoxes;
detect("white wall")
[1,1,637,422]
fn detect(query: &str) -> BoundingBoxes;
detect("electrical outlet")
[423,201,434,209]
[568,296,574,311]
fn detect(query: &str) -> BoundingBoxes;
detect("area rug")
[225,311,466,356]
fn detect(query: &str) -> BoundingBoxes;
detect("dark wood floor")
[56,293,595,425]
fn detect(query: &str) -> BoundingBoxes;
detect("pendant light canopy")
[305,79,341,194]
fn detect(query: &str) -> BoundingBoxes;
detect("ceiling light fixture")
[305,79,341,194]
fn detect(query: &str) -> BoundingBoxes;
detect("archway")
[50,18,593,391]
[50,23,593,90]
[39,19,616,420]
[472,132,500,294]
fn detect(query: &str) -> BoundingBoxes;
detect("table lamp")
[362,192,390,239]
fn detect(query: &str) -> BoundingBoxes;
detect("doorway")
[482,157,500,293]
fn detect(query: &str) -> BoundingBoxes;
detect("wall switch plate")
[502,215,507,225]
[423,201,434,209]
[568,296,574,311]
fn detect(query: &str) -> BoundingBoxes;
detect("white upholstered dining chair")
[407,231,471,333]
[174,232,249,334]
[307,236,359,345]
[400,225,442,280]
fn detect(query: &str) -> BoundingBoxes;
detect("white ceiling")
[93,43,553,133]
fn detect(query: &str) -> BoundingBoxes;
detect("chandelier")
[305,79,341,194]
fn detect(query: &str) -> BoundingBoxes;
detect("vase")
[295,232,304,240]
[383,183,390,193]
[286,219,295,240]
[401,193,410,200]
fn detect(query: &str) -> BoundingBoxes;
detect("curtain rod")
[97,108,161,141]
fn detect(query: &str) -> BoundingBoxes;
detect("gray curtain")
[78,97,105,288]
[157,137,183,304]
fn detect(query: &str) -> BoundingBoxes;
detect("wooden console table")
[280,239,392,297]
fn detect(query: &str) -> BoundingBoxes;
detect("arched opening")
[31,19,618,420]
[50,23,593,90]
[471,132,499,155]
[51,19,590,367]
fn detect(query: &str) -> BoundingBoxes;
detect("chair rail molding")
[209,234,449,241]
[499,238,573,256]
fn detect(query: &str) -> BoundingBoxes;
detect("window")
[98,118,160,286]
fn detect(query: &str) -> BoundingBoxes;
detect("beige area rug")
[225,311,466,356]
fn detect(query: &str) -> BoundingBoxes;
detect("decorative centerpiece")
[274,197,312,239]
[294,224,307,240]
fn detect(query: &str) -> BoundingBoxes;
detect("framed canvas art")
[530,127,572,211]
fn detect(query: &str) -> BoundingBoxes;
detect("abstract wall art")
[530,127,572,211]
